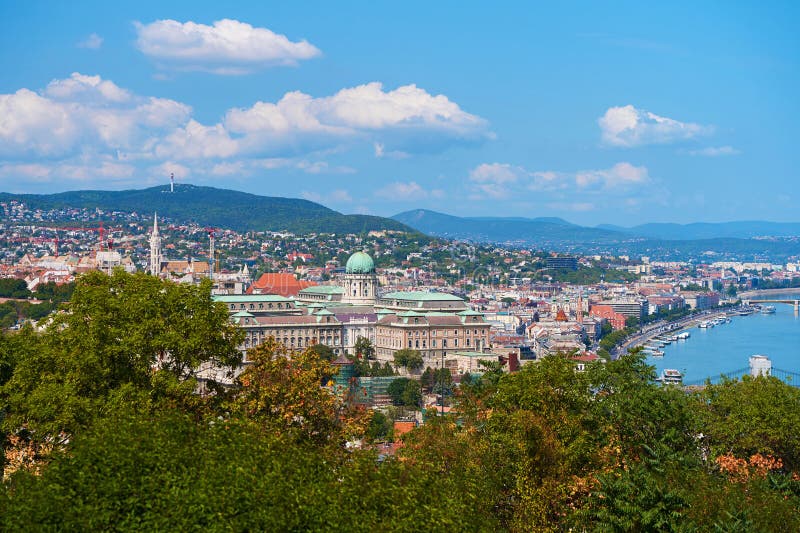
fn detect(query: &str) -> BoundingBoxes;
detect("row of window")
[406,337,483,349]
[242,335,340,349]
[230,302,292,310]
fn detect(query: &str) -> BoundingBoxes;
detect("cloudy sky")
[1,1,797,225]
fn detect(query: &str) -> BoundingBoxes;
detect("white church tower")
[149,213,162,276]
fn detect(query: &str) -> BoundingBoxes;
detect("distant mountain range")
[392,209,630,245]
[393,209,800,242]
[0,185,412,234]
[597,221,800,240]
[392,209,800,260]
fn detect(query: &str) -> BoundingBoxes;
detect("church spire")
[149,212,162,276]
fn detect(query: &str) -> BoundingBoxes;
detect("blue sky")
[1,1,797,225]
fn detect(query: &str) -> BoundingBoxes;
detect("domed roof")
[345,251,375,274]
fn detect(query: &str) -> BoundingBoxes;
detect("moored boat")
[657,368,683,385]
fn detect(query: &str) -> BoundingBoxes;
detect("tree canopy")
[1,275,799,530]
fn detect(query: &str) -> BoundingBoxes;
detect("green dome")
[345,251,375,274]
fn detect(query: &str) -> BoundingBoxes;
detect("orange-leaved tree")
[231,338,370,444]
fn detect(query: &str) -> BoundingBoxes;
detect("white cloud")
[134,19,320,74]
[45,72,131,103]
[0,89,79,157]
[151,161,190,180]
[467,161,652,202]
[156,120,239,160]
[0,75,487,189]
[225,82,492,155]
[599,105,710,147]
[0,158,135,184]
[467,163,526,199]
[469,163,522,184]
[687,145,740,156]
[375,181,430,200]
[77,33,103,50]
[0,73,191,162]
[575,162,650,190]
[210,161,245,176]
[374,142,409,159]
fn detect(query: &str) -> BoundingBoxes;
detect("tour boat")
[657,369,683,385]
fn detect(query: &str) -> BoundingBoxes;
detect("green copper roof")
[299,285,344,294]
[345,251,375,274]
[380,291,464,302]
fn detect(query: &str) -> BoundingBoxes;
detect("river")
[645,294,800,383]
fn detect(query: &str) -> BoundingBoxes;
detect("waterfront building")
[681,291,721,310]
[589,304,627,330]
[604,299,648,321]
[647,294,686,314]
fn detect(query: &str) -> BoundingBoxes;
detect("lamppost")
[439,350,445,415]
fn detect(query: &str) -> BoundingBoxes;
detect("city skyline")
[1,1,798,225]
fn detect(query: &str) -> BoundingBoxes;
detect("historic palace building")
[215,251,491,366]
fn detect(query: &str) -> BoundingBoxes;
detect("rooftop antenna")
[170,173,174,193]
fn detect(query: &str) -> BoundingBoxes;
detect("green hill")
[0,184,413,234]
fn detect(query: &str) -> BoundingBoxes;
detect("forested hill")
[392,209,632,245]
[0,184,413,234]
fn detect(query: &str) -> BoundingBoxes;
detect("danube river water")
[646,294,800,384]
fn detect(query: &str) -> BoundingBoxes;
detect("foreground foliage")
[1,271,799,530]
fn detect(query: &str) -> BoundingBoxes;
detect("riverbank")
[739,288,800,299]
[615,307,739,357]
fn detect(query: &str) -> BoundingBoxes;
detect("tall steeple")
[149,213,162,276]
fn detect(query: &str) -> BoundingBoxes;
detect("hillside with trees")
[0,184,413,234]
[1,271,799,530]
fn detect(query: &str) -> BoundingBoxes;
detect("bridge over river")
[682,366,800,388]
[741,298,799,314]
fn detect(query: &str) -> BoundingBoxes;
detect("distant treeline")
[0,280,74,328]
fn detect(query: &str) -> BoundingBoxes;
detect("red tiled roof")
[249,273,316,297]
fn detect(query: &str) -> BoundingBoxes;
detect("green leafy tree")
[699,375,800,471]
[308,343,335,362]
[387,378,421,407]
[354,336,376,359]
[393,349,424,372]
[0,270,242,439]
[0,279,30,299]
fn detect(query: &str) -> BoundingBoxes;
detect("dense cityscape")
[2,2,800,531]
